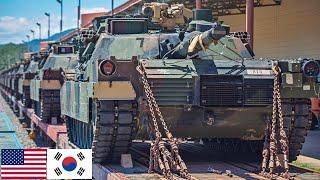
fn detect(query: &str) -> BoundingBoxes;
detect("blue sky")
[0,0,127,44]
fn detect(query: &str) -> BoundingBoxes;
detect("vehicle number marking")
[136,38,144,47]
[246,69,272,75]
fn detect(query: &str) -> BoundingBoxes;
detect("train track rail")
[128,141,320,179]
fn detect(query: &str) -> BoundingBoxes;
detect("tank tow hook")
[261,64,291,179]
[137,63,195,180]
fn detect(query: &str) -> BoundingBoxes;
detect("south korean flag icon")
[47,149,92,179]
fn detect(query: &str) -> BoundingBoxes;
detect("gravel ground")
[0,95,46,148]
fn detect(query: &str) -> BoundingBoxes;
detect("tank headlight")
[302,60,320,77]
[143,6,154,17]
[99,60,116,77]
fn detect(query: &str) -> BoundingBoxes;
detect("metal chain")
[275,70,290,178]
[261,65,290,178]
[137,63,193,180]
[269,67,281,173]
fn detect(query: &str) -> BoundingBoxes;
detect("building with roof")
[81,12,107,28]
[62,0,320,59]
[219,0,320,59]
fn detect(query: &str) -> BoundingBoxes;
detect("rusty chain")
[261,65,290,179]
[137,62,193,180]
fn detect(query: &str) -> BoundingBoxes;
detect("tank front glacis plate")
[137,57,276,139]
[42,54,78,71]
[26,60,40,74]
[149,106,269,140]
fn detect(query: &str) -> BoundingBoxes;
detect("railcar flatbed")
[1,89,320,179]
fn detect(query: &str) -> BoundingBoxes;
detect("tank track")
[203,99,310,162]
[66,100,138,163]
[40,90,61,123]
[22,86,32,108]
[282,99,310,161]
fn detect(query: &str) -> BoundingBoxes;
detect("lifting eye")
[302,60,320,77]
[99,60,116,77]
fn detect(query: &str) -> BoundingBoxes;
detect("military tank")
[30,44,78,124]
[7,64,21,110]
[0,66,15,102]
[58,2,317,165]
[0,68,9,100]
[18,52,42,108]
[9,62,27,113]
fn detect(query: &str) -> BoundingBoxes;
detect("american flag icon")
[1,149,47,179]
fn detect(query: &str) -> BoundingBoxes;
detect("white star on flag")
[47,149,92,179]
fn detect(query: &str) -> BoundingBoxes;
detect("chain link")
[137,63,193,180]
[261,65,290,178]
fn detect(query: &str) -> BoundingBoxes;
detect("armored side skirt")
[61,81,136,123]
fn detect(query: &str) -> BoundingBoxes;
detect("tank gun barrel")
[169,24,229,59]
[188,24,229,55]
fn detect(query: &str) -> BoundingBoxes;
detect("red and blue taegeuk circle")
[62,156,77,171]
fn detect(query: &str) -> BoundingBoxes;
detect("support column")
[30,121,35,131]
[19,104,24,119]
[29,121,36,140]
[39,129,43,138]
[13,97,17,112]
[196,0,202,9]
[246,0,254,50]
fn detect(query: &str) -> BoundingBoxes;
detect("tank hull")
[155,106,269,140]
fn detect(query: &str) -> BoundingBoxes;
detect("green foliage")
[291,160,320,173]
[0,43,27,70]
